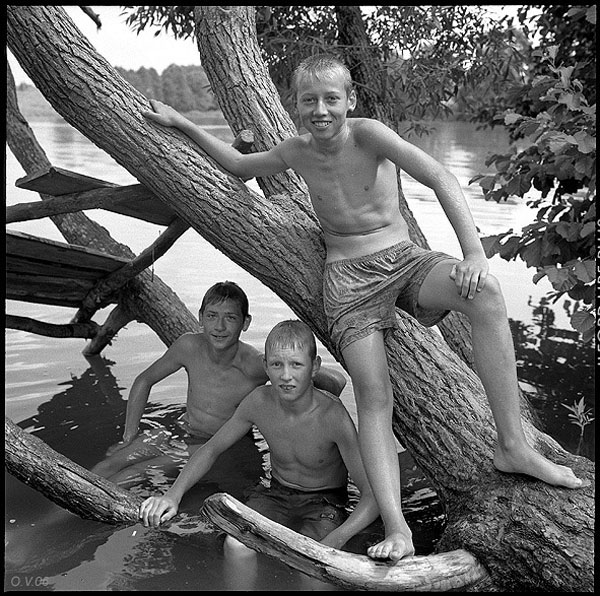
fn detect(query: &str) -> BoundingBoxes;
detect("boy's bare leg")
[419,261,583,489]
[342,332,415,561]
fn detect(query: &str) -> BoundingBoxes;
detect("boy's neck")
[276,386,317,415]
[206,340,240,366]
[311,123,351,154]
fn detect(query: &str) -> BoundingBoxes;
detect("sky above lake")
[8,6,200,86]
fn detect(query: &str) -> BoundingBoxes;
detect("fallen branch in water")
[201,492,491,592]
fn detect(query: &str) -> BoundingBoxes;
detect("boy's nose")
[314,99,327,114]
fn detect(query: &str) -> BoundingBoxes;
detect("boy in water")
[143,54,582,561]
[93,281,346,488]
[139,320,379,556]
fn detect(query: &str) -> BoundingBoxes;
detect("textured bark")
[5,417,141,523]
[5,6,594,591]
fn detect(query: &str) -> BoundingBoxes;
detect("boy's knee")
[472,275,507,319]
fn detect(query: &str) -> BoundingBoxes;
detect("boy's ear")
[242,314,252,332]
[312,354,322,376]
[348,89,357,112]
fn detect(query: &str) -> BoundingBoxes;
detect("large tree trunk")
[6,6,593,592]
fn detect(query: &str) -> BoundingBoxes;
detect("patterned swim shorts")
[323,240,453,351]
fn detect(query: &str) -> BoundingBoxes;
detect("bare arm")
[143,99,290,179]
[139,394,256,527]
[107,336,190,456]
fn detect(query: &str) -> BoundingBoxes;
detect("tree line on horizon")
[116,63,218,113]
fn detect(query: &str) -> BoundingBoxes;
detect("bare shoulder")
[237,341,268,380]
[276,134,309,160]
[171,331,206,354]
[315,389,352,423]
[350,117,398,143]
[237,384,271,417]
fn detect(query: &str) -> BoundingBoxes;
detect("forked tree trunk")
[5,6,594,592]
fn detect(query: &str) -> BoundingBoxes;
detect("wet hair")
[265,320,317,361]
[292,54,354,98]
[200,281,249,319]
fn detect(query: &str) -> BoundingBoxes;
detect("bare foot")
[367,530,415,562]
[494,444,585,489]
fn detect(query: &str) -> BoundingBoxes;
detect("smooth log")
[201,492,490,592]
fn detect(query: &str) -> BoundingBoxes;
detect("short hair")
[200,281,249,319]
[292,54,354,98]
[265,320,317,361]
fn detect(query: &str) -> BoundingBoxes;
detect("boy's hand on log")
[142,99,186,128]
[139,495,179,528]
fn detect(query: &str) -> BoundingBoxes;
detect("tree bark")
[5,6,594,591]
[5,417,141,523]
[201,492,491,591]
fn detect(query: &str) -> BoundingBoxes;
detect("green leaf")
[555,221,582,241]
[573,131,596,154]
[544,266,576,292]
[571,309,595,336]
[572,260,595,283]
[504,112,522,125]
[580,221,595,237]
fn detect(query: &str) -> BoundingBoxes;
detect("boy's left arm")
[366,119,489,299]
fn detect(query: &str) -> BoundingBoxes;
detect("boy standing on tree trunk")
[143,54,583,562]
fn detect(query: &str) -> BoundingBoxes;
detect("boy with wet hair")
[140,319,379,555]
[143,54,583,561]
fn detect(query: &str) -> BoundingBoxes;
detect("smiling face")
[295,71,357,141]
[200,298,250,351]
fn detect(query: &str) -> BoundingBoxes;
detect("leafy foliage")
[471,6,596,341]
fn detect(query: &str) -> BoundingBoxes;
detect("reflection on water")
[5,118,594,591]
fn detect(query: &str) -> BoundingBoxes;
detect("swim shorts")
[243,476,349,541]
[323,240,453,351]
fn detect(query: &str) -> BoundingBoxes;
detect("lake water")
[5,117,594,591]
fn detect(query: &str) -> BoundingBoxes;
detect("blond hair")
[265,320,317,360]
[292,54,353,98]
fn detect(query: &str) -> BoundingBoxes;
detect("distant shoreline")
[15,84,227,126]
